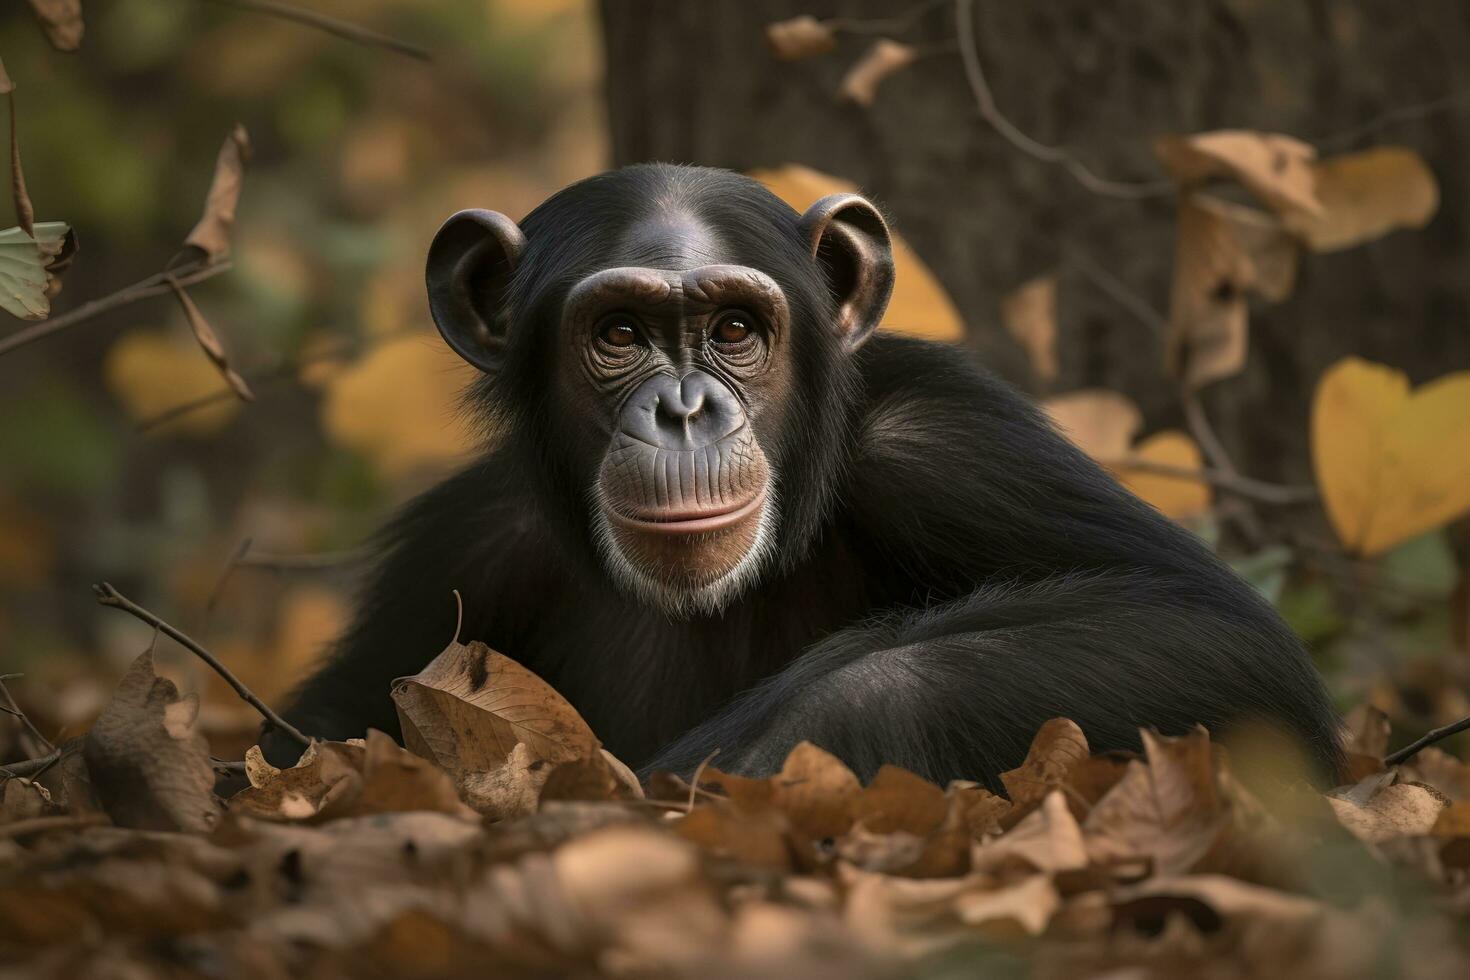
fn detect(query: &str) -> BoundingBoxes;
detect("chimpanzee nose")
[621,372,746,450]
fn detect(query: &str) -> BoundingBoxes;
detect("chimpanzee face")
[424,168,893,616]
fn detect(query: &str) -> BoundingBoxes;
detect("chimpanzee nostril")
[622,371,746,451]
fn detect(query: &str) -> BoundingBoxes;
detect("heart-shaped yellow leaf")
[1112,430,1212,521]
[1312,357,1470,555]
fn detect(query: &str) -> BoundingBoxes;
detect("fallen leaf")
[538,749,644,807]
[0,221,74,320]
[750,164,964,342]
[1155,130,1322,216]
[0,777,57,823]
[1166,193,1256,389]
[1000,275,1058,383]
[1111,873,1323,933]
[1112,430,1213,520]
[771,741,860,841]
[973,790,1088,875]
[764,16,836,61]
[314,730,477,821]
[184,124,251,264]
[953,873,1060,937]
[27,0,84,52]
[1001,718,1090,809]
[1285,146,1439,252]
[1043,389,1141,463]
[82,649,220,833]
[1311,357,1470,555]
[167,278,254,401]
[839,39,918,107]
[1328,781,1448,843]
[229,742,337,820]
[677,802,793,870]
[853,765,948,837]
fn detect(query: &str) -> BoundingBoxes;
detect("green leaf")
[0,221,72,319]
[1376,530,1458,602]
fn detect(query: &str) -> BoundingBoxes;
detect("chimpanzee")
[264,164,1343,786]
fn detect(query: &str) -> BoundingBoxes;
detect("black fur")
[269,165,1343,787]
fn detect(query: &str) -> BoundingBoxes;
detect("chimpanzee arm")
[643,571,1343,786]
[259,457,552,764]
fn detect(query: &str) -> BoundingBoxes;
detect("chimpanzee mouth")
[605,487,768,536]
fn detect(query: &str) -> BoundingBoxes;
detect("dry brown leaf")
[7,92,33,238]
[313,730,477,821]
[184,124,250,264]
[1111,873,1323,933]
[973,790,1088,875]
[0,776,57,823]
[1328,781,1448,843]
[229,742,338,820]
[393,639,600,777]
[1155,130,1322,216]
[1043,389,1142,463]
[539,749,644,807]
[167,278,255,401]
[1194,194,1299,302]
[1311,358,1470,555]
[1340,703,1391,782]
[839,39,918,107]
[1001,718,1090,809]
[82,649,219,833]
[1286,146,1439,252]
[764,15,837,60]
[1404,748,1470,802]
[0,56,13,95]
[1112,431,1213,521]
[1000,274,1059,383]
[953,873,1060,937]
[677,803,793,870]
[772,741,860,841]
[1166,193,1256,389]
[27,0,84,52]
[854,765,948,836]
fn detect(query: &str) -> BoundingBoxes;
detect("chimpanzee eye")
[711,311,756,347]
[598,317,640,349]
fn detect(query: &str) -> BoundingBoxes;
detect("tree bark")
[599,0,1470,484]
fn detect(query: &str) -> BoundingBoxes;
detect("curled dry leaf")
[1001,718,1090,810]
[1000,274,1059,383]
[167,278,255,401]
[1043,389,1141,463]
[1328,781,1448,843]
[82,649,219,833]
[973,790,1088,875]
[313,729,477,821]
[771,741,861,841]
[27,0,84,52]
[1195,194,1299,303]
[764,15,837,61]
[1285,146,1439,252]
[1166,193,1256,390]
[953,873,1060,937]
[1155,130,1322,216]
[230,742,335,820]
[538,749,644,809]
[1311,357,1470,555]
[839,39,918,107]
[184,124,251,264]
[0,221,75,320]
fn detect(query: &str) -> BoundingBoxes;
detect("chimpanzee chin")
[265,163,1343,789]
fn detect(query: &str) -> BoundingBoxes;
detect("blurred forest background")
[3,0,1470,768]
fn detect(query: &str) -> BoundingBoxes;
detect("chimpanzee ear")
[798,193,895,350]
[426,209,526,373]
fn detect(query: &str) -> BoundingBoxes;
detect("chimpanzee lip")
[607,487,766,536]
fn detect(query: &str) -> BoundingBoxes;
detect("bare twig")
[0,674,53,755]
[0,748,58,779]
[1385,715,1470,767]
[205,537,254,622]
[92,582,311,747]
[204,0,430,61]
[687,748,721,813]
[1315,89,1470,152]
[828,0,949,36]
[0,261,232,358]
[954,0,1172,200]
[0,813,109,839]
[1111,457,1318,506]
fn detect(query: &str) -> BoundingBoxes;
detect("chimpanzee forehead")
[562,264,790,333]
[614,210,727,271]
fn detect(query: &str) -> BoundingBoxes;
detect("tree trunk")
[598,0,1470,485]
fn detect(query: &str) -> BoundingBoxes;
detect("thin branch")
[0,748,58,779]
[1315,89,1470,153]
[92,582,311,747]
[1181,387,1239,477]
[1385,715,1470,767]
[1062,245,1168,334]
[1111,457,1318,506]
[0,261,232,358]
[687,748,721,814]
[204,0,430,62]
[0,813,108,839]
[0,675,53,755]
[828,0,949,36]
[238,546,370,571]
[954,0,1173,200]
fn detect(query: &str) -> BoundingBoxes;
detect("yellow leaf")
[104,330,243,436]
[320,336,479,480]
[750,164,964,342]
[1285,146,1439,253]
[1112,430,1212,520]
[1311,358,1470,555]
